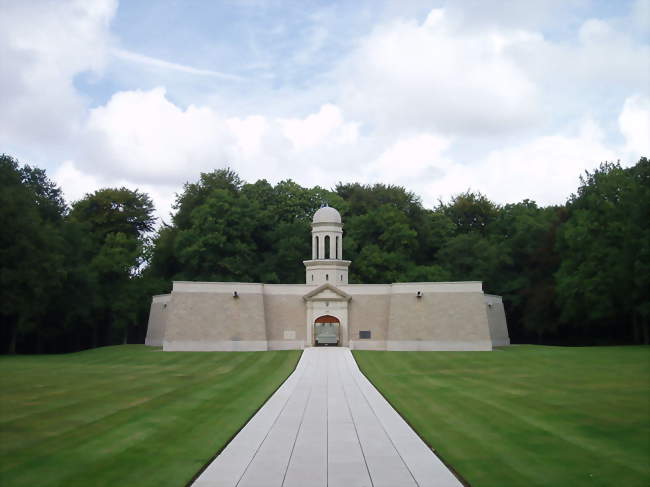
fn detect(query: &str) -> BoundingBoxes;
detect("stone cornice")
[303,283,352,302]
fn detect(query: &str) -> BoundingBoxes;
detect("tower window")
[340,275,343,281]
[336,236,339,259]
[324,235,330,259]
[311,274,314,281]
[315,236,319,259]
[326,274,329,281]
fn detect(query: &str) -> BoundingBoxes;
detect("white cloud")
[81,87,234,185]
[473,119,618,205]
[53,159,178,224]
[509,17,649,101]
[226,116,270,159]
[364,133,452,188]
[59,82,645,219]
[0,0,116,146]
[337,8,539,136]
[619,95,650,158]
[279,104,359,150]
[363,102,642,207]
[5,2,648,221]
[71,89,367,211]
[53,160,103,204]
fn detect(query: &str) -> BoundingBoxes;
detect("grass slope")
[0,345,300,487]
[353,346,650,487]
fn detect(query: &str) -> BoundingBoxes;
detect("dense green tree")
[437,232,510,285]
[488,201,563,341]
[68,187,155,346]
[3,153,649,353]
[345,204,419,282]
[442,191,499,235]
[149,169,342,285]
[556,159,649,343]
[69,187,155,242]
[0,155,66,353]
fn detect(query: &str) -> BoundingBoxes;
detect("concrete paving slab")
[192,347,463,487]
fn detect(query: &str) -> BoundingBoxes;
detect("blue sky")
[1,0,648,222]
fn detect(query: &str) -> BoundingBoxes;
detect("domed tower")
[304,206,351,285]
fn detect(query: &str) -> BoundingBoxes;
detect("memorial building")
[145,206,510,351]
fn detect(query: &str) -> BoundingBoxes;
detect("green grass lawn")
[354,346,650,487]
[0,345,300,487]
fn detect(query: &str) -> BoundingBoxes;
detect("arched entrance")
[314,315,340,346]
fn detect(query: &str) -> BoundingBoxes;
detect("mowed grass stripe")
[0,346,301,487]
[2,349,284,479]
[2,350,264,457]
[392,371,549,486]
[3,350,270,458]
[394,348,649,483]
[373,359,560,486]
[0,348,209,419]
[442,367,647,474]
[52,351,289,487]
[353,346,650,487]
[0,349,257,451]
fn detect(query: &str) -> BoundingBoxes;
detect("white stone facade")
[146,206,510,351]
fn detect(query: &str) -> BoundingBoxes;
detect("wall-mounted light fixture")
[487,302,493,308]
[233,291,239,298]
[416,291,423,298]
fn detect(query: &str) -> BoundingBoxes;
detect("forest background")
[1,154,648,354]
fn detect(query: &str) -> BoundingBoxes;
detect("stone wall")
[485,294,511,346]
[147,280,506,352]
[144,294,171,346]
[163,282,268,351]
[386,282,492,351]
[346,290,390,350]
[263,285,307,350]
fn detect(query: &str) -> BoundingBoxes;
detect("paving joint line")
[280,350,319,486]
[344,350,420,487]
[235,352,314,487]
[336,350,374,487]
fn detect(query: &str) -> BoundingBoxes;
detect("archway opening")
[324,235,330,259]
[314,314,340,346]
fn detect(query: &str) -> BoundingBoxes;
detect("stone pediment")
[303,283,351,302]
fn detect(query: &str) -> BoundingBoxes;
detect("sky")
[1,0,648,223]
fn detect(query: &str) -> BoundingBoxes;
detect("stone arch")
[315,314,340,323]
[314,314,340,346]
[324,235,330,258]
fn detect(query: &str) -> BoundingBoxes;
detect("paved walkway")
[193,347,462,487]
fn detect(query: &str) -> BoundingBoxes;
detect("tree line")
[1,154,648,353]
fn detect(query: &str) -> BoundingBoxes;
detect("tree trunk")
[8,323,17,354]
[104,311,112,346]
[92,324,98,349]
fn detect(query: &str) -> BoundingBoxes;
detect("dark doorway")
[314,314,340,346]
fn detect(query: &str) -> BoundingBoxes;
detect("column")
[318,234,325,261]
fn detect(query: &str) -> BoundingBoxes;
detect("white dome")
[312,206,342,224]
